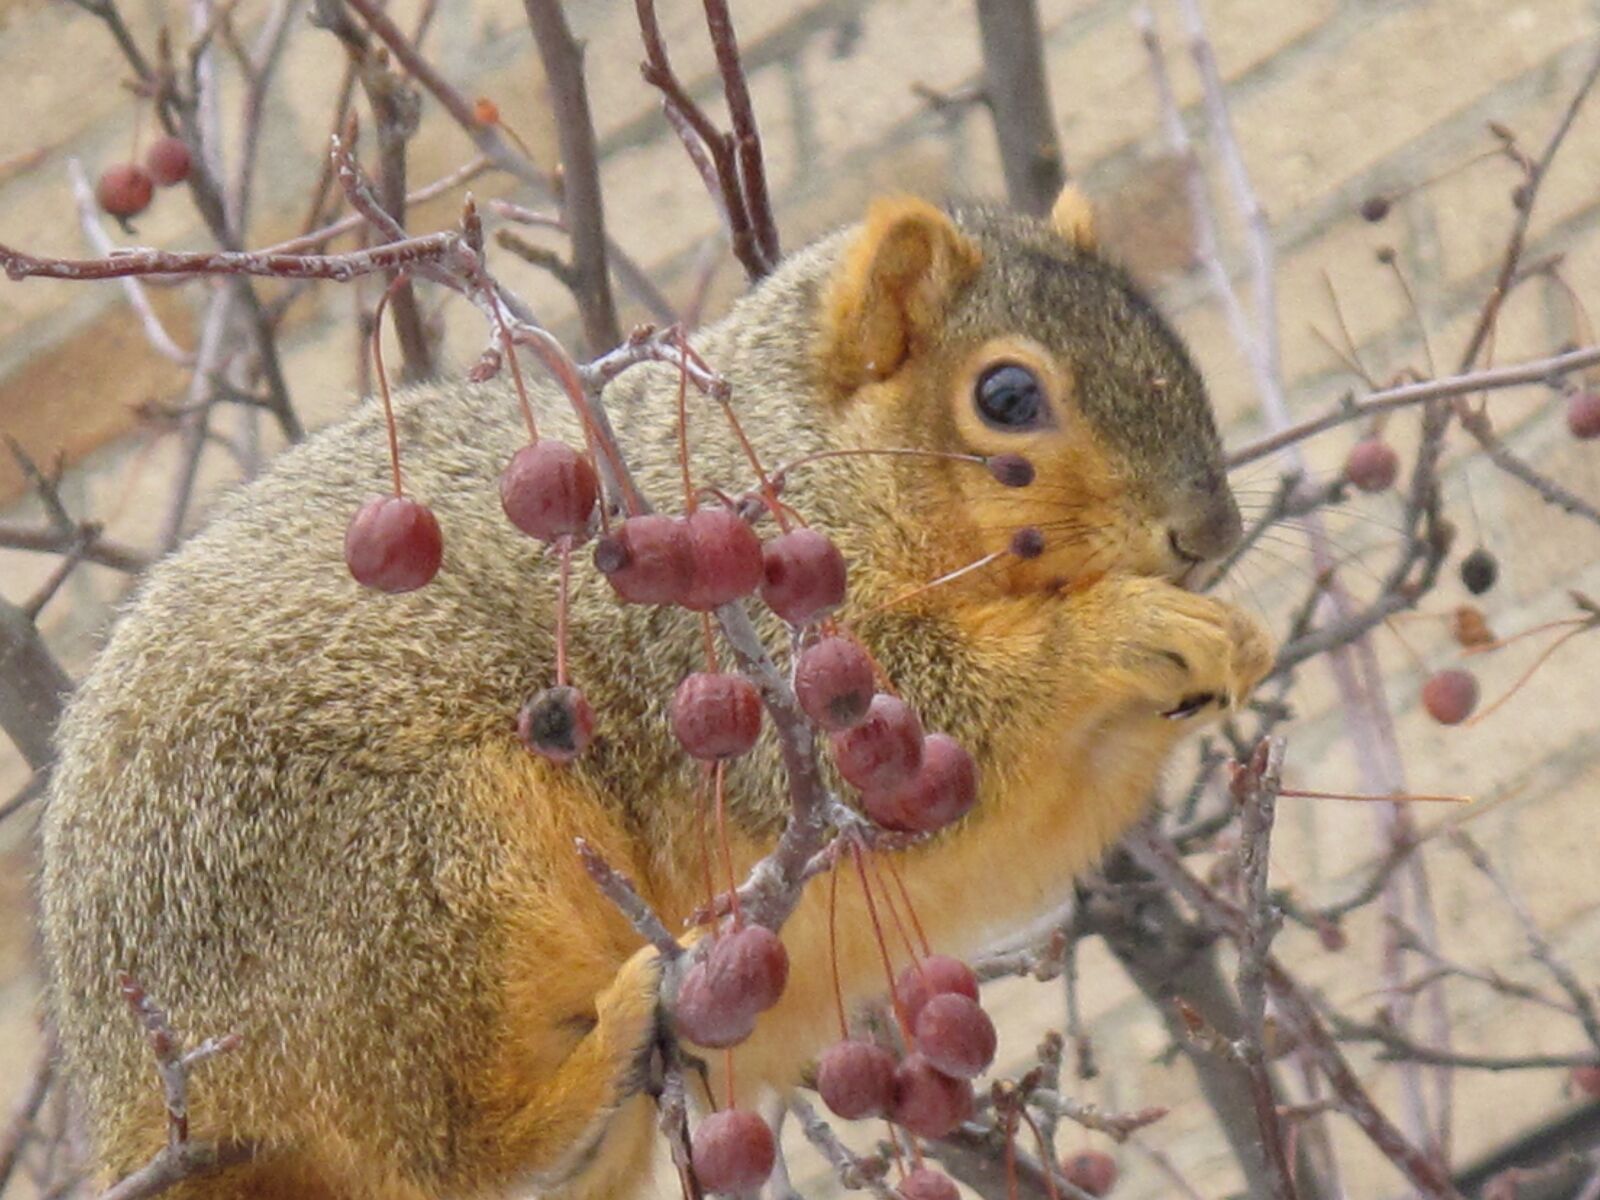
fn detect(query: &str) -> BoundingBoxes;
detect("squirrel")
[38,186,1272,1200]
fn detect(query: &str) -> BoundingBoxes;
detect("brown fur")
[39,191,1270,1198]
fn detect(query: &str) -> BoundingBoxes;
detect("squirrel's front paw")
[1115,582,1274,719]
[595,945,665,1098]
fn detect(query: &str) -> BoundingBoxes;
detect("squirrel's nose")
[1165,490,1243,565]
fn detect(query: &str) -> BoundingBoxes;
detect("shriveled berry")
[913,992,996,1079]
[683,507,764,610]
[344,495,443,592]
[891,1054,974,1138]
[1344,438,1400,492]
[144,136,192,186]
[516,685,595,762]
[987,453,1035,487]
[794,636,875,731]
[1060,1150,1119,1197]
[594,514,695,605]
[1010,527,1045,559]
[863,732,978,833]
[832,694,923,792]
[673,961,756,1048]
[1360,195,1391,222]
[1567,391,1600,439]
[1460,547,1498,595]
[672,672,763,760]
[898,1169,961,1200]
[760,528,847,624]
[96,162,154,218]
[894,955,979,1027]
[1421,668,1478,725]
[690,1108,775,1195]
[703,925,789,1018]
[816,1040,897,1120]
[1572,1064,1600,1097]
[500,440,598,543]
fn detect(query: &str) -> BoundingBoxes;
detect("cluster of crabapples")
[344,427,1039,1195]
[95,136,193,220]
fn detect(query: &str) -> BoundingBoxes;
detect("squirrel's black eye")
[974,364,1046,430]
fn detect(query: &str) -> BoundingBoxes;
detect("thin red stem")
[867,850,922,969]
[555,538,571,686]
[372,274,405,497]
[496,309,539,443]
[714,761,743,928]
[880,853,932,957]
[851,842,912,1038]
[828,863,848,1041]
[677,348,696,515]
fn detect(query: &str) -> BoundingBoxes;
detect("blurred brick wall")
[4,0,1600,1195]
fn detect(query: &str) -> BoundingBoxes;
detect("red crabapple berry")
[144,136,192,186]
[1567,391,1600,439]
[1060,1150,1119,1197]
[913,992,997,1080]
[794,636,875,731]
[96,163,154,218]
[702,925,789,1018]
[816,1039,898,1120]
[987,453,1035,487]
[593,514,695,605]
[891,1054,975,1138]
[690,1109,776,1195]
[344,495,443,592]
[682,507,765,610]
[672,962,756,1049]
[760,527,847,624]
[1421,668,1478,725]
[898,1169,961,1200]
[1344,438,1400,492]
[500,441,599,543]
[894,955,980,1027]
[831,694,923,792]
[516,686,595,762]
[863,732,978,833]
[672,672,763,760]
[1571,1065,1600,1097]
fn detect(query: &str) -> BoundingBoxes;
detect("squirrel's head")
[817,189,1239,593]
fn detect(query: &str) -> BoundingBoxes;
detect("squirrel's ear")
[822,197,982,393]
[1049,185,1097,252]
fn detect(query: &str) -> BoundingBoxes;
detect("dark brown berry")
[691,1108,775,1195]
[898,1169,961,1200]
[1421,668,1478,725]
[1460,547,1498,595]
[516,685,595,762]
[673,961,756,1048]
[832,694,923,792]
[702,925,789,1018]
[1060,1150,1119,1197]
[1344,438,1400,492]
[816,1039,897,1120]
[760,528,847,624]
[672,672,763,760]
[987,454,1035,487]
[1567,391,1600,439]
[96,162,154,218]
[913,992,996,1079]
[891,1054,974,1138]
[683,507,764,611]
[144,136,192,186]
[1360,195,1391,222]
[862,733,978,833]
[894,955,980,1027]
[794,636,875,731]
[594,514,695,605]
[500,440,599,543]
[344,495,443,592]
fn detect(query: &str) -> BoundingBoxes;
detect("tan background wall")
[4,0,1600,1195]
